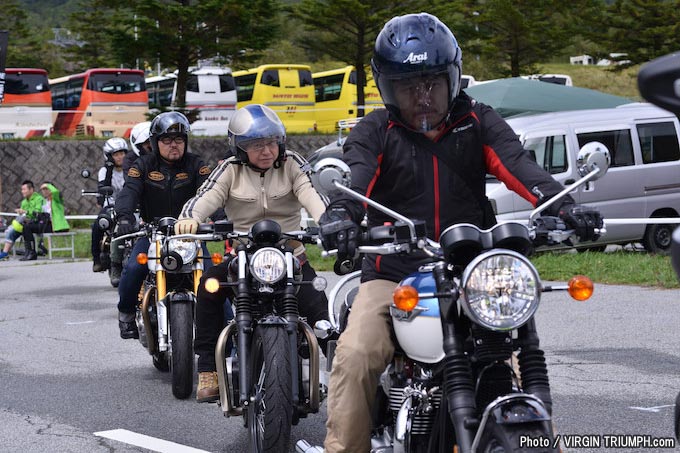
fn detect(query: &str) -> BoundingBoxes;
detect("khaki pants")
[324,279,397,453]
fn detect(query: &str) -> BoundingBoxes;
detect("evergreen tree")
[288,0,424,117]
[606,0,680,66]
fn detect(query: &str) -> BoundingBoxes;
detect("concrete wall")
[0,135,336,217]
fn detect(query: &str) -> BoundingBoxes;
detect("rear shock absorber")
[517,320,552,415]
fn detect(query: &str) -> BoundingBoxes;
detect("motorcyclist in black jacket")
[114,111,213,339]
[317,13,603,452]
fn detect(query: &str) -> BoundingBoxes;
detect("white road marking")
[94,429,210,453]
[629,404,675,413]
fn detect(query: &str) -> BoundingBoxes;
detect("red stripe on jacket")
[484,144,538,206]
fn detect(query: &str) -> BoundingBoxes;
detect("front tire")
[479,421,556,453]
[169,302,194,399]
[247,325,293,453]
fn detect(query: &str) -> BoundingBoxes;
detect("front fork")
[140,239,203,354]
[432,263,553,453]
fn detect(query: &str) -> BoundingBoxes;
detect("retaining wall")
[0,135,337,217]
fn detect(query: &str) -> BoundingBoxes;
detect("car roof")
[506,103,676,134]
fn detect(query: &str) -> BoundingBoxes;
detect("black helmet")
[228,104,286,168]
[371,13,462,131]
[149,111,190,154]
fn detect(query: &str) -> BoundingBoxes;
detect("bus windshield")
[5,72,50,95]
[87,73,145,93]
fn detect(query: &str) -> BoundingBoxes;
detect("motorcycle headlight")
[461,250,540,331]
[250,248,286,284]
[167,238,199,265]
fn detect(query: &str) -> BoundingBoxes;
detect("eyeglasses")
[159,135,186,145]
[245,139,279,153]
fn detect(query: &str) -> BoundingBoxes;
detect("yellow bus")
[233,64,316,133]
[312,66,383,133]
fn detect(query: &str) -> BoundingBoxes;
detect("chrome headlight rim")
[461,249,540,331]
[249,247,286,284]
[167,238,199,265]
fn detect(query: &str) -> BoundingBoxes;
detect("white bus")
[0,68,53,139]
[146,66,237,136]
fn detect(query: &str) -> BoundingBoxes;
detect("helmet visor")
[382,70,454,132]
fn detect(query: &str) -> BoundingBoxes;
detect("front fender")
[472,393,552,452]
[166,290,196,304]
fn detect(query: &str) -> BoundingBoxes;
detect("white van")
[487,103,680,253]
[523,73,573,86]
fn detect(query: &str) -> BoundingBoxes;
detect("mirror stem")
[529,166,602,223]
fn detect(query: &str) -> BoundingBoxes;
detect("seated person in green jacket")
[0,180,44,260]
[20,181,70,261]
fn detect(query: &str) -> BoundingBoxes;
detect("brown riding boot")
[196,371,219,403]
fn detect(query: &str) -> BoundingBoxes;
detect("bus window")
[219,74,235,92]
[235,73,257,102]
[0,68,53,138]
[299,69,313,87]
[146,76,175,108]
[51,69,148,137]
[261,70,279,87]
[313,66,383,133]
[186,74,200,93]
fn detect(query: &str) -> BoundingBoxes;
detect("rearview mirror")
[576,141,611,180]
[638,52,680,116]
[310,158,352,198]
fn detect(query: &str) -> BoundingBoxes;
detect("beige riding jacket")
[179,152,326,255]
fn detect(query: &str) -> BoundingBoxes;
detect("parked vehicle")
[115,217,211,399]
[179,219,326,452]
[299,145,608,453]
[488,103,680,253]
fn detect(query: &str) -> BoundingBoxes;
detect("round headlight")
[167,238,199,265]
[250,248,286,284]
[461,250,540,331]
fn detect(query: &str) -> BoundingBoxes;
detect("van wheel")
[642,223,676,255]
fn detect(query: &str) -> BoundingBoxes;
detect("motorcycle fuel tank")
[393,270,445,363]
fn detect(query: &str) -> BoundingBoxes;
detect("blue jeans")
[4,225,21,244]
[117,237,212,314]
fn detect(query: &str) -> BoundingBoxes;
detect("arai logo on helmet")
[403,51,428,64]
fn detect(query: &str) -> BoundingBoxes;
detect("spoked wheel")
[247,325,293,453]
[169,302,194,399]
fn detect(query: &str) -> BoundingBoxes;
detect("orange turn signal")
[568,275,593,301]
[211,252,223,265]
[393,285,420,312]
[136,253,148,265]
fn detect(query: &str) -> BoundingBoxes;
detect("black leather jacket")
[334,92,573,283]
[115,151,211,225]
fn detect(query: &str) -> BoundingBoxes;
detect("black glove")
[558,204,603,242]
[115,219,135,237]
[319,206,359,262]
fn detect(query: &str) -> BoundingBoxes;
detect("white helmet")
[129,121,152,157]
[102,137,130,162]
